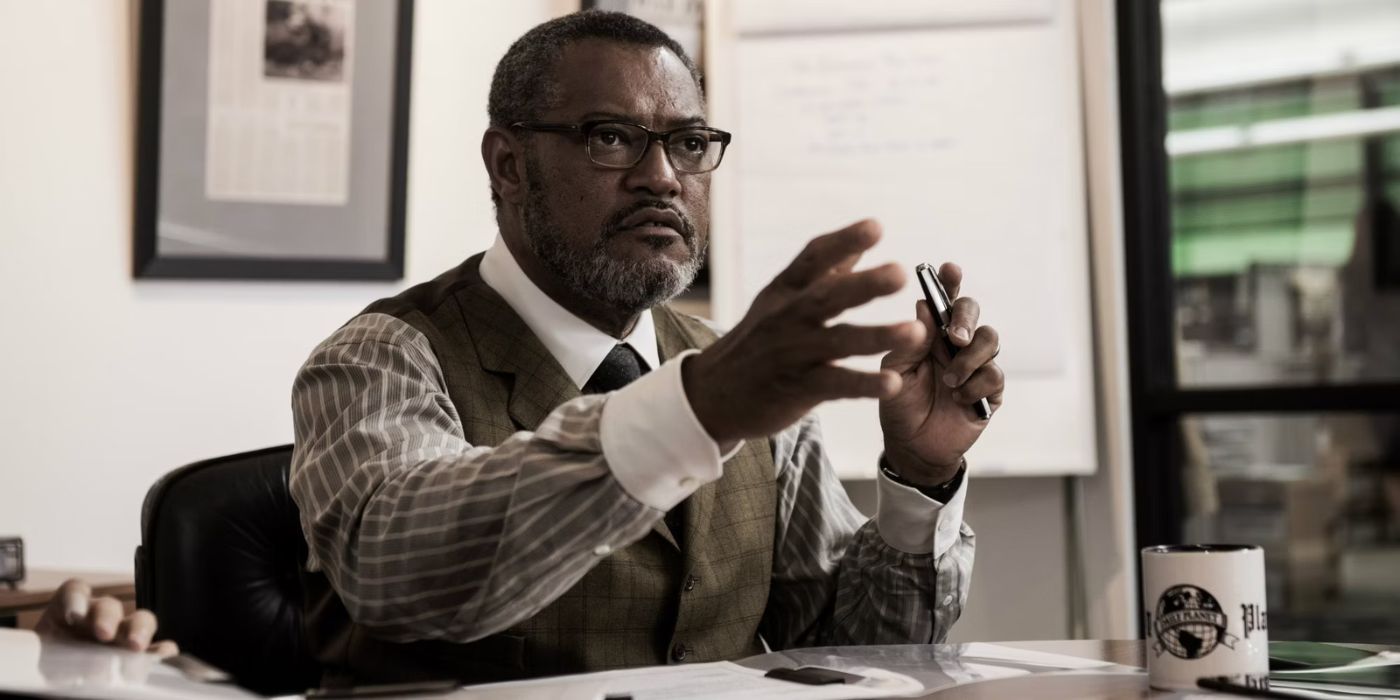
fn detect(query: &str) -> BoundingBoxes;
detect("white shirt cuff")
[600,349,725,511]
[875,466,969,556]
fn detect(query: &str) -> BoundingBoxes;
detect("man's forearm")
[290,316,658,644]
[761,413,975,648]
[829,521,975,644]
[767,516,975,647]
[294,401,656,644]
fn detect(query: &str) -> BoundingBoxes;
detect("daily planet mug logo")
[1150,585,1240,660]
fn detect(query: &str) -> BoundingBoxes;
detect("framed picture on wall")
[584,0,704,67]
[133,0,413,280]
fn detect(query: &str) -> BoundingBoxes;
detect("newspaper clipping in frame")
[205,0,355,206]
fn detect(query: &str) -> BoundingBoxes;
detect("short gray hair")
[487,10,704,129]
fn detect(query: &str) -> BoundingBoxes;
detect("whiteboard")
[706,1,1098,478]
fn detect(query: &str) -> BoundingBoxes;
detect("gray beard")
[521,171,704,315]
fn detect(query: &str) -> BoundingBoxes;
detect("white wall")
[0,0,572,572]
[1076,0,1140,641]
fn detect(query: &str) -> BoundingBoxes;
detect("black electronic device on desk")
[0,538,22,589]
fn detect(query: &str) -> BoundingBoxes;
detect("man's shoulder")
[308,314,434,366]
[363,253,489,321]
[307,254,492,361]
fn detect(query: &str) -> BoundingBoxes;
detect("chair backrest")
[135,445,321,696]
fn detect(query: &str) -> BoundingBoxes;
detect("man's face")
[519,39,711,314]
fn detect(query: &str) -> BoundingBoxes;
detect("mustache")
[602,201,696,243]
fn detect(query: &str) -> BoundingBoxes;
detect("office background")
[0,0,1395,646]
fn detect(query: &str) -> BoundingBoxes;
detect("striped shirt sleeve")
[760,413,976,648]
[289,313,663,643]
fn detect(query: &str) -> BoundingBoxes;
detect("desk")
[743,640,1400,698]
[0,569,135,630]
[963,640,1148,698]
[740,640,1153,699]
[1,633,1394,699]
[924,640,1151,698]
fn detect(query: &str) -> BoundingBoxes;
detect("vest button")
[671,643,690,662]
[683,575,697,592]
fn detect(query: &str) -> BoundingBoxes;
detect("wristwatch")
[879,456,966,503]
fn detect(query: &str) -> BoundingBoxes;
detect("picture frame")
[134,0,413,280]
[584,0,704,68]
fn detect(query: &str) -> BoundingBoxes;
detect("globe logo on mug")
[1152,584,1236,659]
[1141,545,1270,690]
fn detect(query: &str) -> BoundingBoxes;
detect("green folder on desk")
[1269,641,1400,694]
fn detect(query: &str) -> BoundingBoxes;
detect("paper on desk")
[954,642,1125,674]
[957,643,1118,670]
[452,661,923,700]
[927,643,1123,685]
[0,628,256,699]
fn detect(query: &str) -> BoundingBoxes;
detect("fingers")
[37,579,171,655]
[86,596,126,643]
[947,296,980,347]
[776,219,882,289]
[149,639,180,658]
[40,579,93,633]
[942,325,1000,388]
[798,263,905,321]
[937,261,963,299]
[814,321,924,361]
[883,300,937,368]
[807,364,902,400]
[953,362,1005,409]
[114,609,158,652]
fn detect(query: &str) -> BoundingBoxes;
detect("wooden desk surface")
[0,569,135,623]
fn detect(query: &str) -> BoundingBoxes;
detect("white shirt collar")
[479,235,661,389]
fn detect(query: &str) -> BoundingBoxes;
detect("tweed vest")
[301,254,777,685]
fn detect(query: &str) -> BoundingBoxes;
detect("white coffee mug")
[1141,544,1270,690]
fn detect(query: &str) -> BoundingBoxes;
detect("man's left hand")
[35,579,177,656]
[878,262,1004,486]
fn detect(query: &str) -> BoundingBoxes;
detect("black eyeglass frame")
[510,119,733,173]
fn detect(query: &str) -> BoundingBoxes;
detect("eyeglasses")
[510,119,732,174]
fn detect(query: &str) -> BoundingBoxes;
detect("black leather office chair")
[134,445,322,696]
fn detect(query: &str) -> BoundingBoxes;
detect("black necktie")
[582,344,684,546]
[582,343,649,394]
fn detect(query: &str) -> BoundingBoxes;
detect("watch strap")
[880,456,966,503]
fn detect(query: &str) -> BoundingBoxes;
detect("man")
[42,11,1003,683]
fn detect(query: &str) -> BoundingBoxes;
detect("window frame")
[1115,0,1400,556]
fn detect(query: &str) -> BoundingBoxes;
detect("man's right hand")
[34,579,177,656]
[682,219,922,445]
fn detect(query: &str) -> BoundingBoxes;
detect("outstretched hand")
[683,219,922,445]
